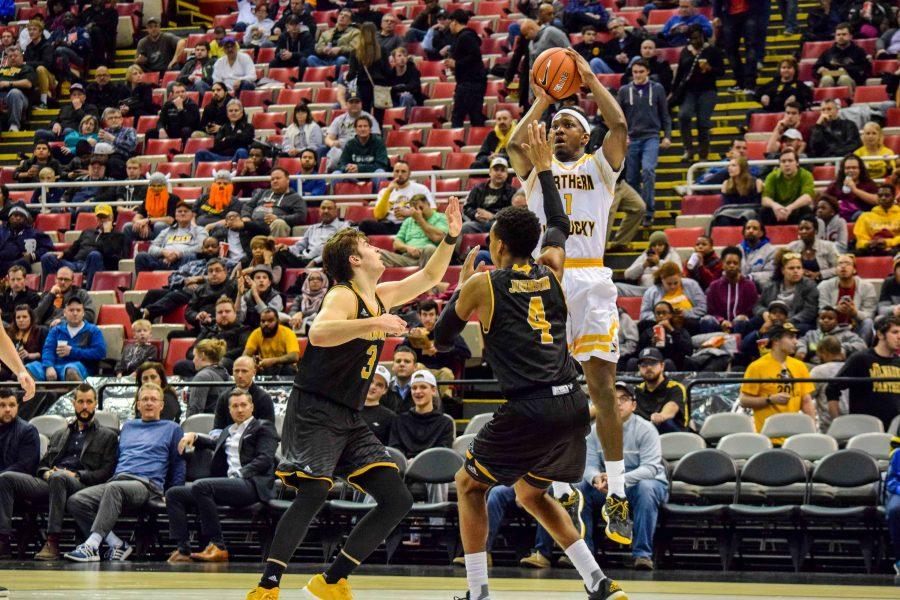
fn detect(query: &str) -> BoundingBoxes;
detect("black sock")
[259,560,286,589]
[323,551,358,584]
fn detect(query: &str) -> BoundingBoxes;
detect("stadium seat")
[277,88,313,105]
[381,108,408,129]
[280,269,305,293]
[812,165,835,181]
[782,433,839,462]
[435,178,462,193]
[34,213,71,233]
[800,41,831,59]
[195,162,233,179]
[475,0,510,16]
[386,130,423,150]
[408,106,446,128]
[845,432,892,470]
[334,181,373,196]
[596,73,623,90]
[135,271,173,290]
[429,81,457,100]
[381,337,405,361]
[425,128,465,148]
[659,432,706,464]
[826,414,884,446]
[760,413,816,442]
[853,85,888,104]
[302,66,336,84]
[136,116,159,135]
[91,271,133,296]
[93,410,120,431]
[445,152,476,171]
[306,207,321,224]
[666,227,705,248]
[381,266,418,281]
[854,256,892,278]
[698,412,755,444]
[367,236,395,252]
[766,225,798,245]
[459,233,487,256]
[251,112,286,131]
[161,305,187,325]
[464,413,492,436]
[183,138,215,154]
[404,152,443,171]
[681,194,723,215]
[164,338,196,376]
[747,112,782,133]
[812,86,850,102]
[452,433,476,457]
[74,212,99,231]
[343,205,375,223]
[417,61,446,80]
[711,226,743,246]
[28,415,67,437]
[154,161,192,179]
[145,139,183,156]
[716,432,773,464]
[97,305,133,338]
[466,126,492,146]
[44,273,83,292]
[182,414,215,434]
[616,296,641,321]
[240,89,273,107]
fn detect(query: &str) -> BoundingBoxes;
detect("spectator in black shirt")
[423,11,454,61]
[472,109,515,169]
[40,203,122,289]
[754,57,813,113]
[182,259,239,329]
[23,18,55,108]
[632,348,692,433]
[0,47,33,134]
[446,10,486,128]
[195,99,255,163]
[212,356,276,430]
[35,83,98,145]
[621,39,674,93]
[176,295,249,377]
[627,302,696,372]
[0,266,41,320]
[0,305,45,384]
[176,41,215,95]
[573,25,605,71]
[599,17,641,74]
[388,47,425,111]
[361,365,397,445]
[199,82,233,136]
[405,299,471,384]
[14,142,62,183]
[85,66,127,114]
[152,82,201,143]
[407,0,444,42]
[272,0,316,37]
[270,15,315,71]
[377,13,403,56]
[0,388,40,557]
[389,370,454,459]
[346,22,391,116]
[808,98,861,158]
[79,0,118,66]
[119,64,158,119]
[462,157,516,233]
[672,25,725,162]
[814,22,872,89]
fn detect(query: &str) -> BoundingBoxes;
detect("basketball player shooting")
[0,311,35,401]
[506,48,633,545]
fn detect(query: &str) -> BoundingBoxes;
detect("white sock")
[40,93,47,103]
[550,482,573,498]
[606,460,626,497]
[464,552,490,600]
[104,531,123,548]
[85,532,103,550]
[564,539,604,592]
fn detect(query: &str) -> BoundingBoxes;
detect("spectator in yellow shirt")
[739,322,816,444]
[854,184,900,256]
[242,307,301,377]
[854,122,896,180]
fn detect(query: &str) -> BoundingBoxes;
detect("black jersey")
[482,262,579,398]
[294,283,386,411]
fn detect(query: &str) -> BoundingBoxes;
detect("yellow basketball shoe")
[302,574,353,599]
[246,586,279,600]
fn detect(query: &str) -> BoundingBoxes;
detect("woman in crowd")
[186,339,229,418]
[244,235,281,286]
[289,270,328,334]
[754,248,820,333]
[683,234,722,291]
[195,99,255,163]
[133,361,182,422]
[710,156,764,228]
[618,230,683,297]
[281,102,324,157]
[785,215,840,283]
[60,115,99,163]
[854,121,896,181]
[815,195,849,252]
[754,57,813,113]
[388,46,425,114]
[119,64,157,119]
[345,22,389,118]
[236,265,285,330]
[820,154,879,222]
[0,305,47,381]
[671,24,724,162]
[199,82,233,136]
[639,261,708,334]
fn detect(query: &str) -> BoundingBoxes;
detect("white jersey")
[522,151,620,263]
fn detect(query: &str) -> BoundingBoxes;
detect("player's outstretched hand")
[445,195,462,238]
[520,122,552,172]
[372,313,408,337]
[564,48,595,86]
[18,370,35,402]
[459,246,489,286]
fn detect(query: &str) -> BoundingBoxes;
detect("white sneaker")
[8,125,19,132]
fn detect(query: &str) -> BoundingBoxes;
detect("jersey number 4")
[528,297,553,344]
[361,344,378,379]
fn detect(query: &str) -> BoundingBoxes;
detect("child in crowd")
[115,319,159,377]
[29,167,64,209]
[808,335,847,433]
[796,305,867,364]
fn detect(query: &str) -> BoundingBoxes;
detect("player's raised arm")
[565,48,627,171]
[434,247,491,351]
[507,73,555,179]
[0,318,34,401]
[520,122,569,280]
[308,286,408,347]
[376,197,463,310]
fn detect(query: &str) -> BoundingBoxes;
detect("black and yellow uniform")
[634,377,691,432]
[465,262,591,489]
[277,282,397,490]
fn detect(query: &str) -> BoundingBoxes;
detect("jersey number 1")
[361,344,378,379]
[563,193,573,215]
[528,297,553,344]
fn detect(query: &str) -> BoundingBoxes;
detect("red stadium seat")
[97,305,133,338]
[476,0,509,15]
[466,126,492,146]
[91,271,133,292]
[145,139,184,156]
[380,337,405,361]
[381,107,408,129]
[74,212,99,231]
[139,72,161,86]
[212,13,238,28]
[380,267,418,282]
[748,112,783,133]
[711,226,743,246]
[256,47,277,64]
[314,87,339,104]
[855,256,892,279]
[239,89,273,107]
[886,107,900,127]
[183,137,214,154]
[616,296,641,321]
[801,41,832,59]
[44,273,83,292]
[386,130,423,149]
[160,305,187,325]
[367,236,396,251]
[306,207,321,224]
[460,233,488,256]
[267,68,300,87]
[275,157,303,172]
[334,181,373,196]
[481,38,508,56]
[435,178,462,193]
[417,61,447,80]
[194,162,233,178]
[165,338,196,375]
[430,81,457,99]
[277,88,313,104]
[812,86,851,102]
[135,271,173,290]
[853,85,888,104]
[647,9,676,25]
[302,66,336,84]
[280,269,305,293]
[746,141,767,160]
[655,46,683,64]
[114,210,135,233]
[596,73,623,90]
[251,112,286,131]
[173,187,203,200]
[35,213,71,233]
[404,152,443,171]
[885,135,900,154]
[767,225,798,245]
[344,205,376,222]
[408,106,446,127]
[441,265,462,284]
[136,116,159,134]
[445,152,476,171]
[156,162,193,178]
[425,128,465,148]
[681,194,723,215]
[812,165,836,181]
[666,227,705,248]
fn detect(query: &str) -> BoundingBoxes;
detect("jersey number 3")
[361,344,378,379]
[528,297,553,344]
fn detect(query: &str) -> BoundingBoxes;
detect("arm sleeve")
[538,170,569,248]
[5,427,40,475]
[434,290,467,352]
[68,327,107,362]
[373,188,392,220]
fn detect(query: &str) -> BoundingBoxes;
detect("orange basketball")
[532,47,582,100]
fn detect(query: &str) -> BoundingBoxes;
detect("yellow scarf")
[494,121,514,153]
[145,188,170,219]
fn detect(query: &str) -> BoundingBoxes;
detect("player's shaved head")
[491,206,541,261]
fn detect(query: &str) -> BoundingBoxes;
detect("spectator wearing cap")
[764,127,807,161]
[0,206,54,276]
[25,296,106,382]
[40,204,122,289]
[135,202,208,273]
[388,370,454,459]
[60,152,116,210]
[0,44,36,133]
[808,99,862,159]
[705,246,759,334]
[760,149,815,226]
[461,157,516,234]
[14,142,62,183]
[136,16,186,74]
[241,168,307,238]
[408,0,445,43]
[877,255,900,318]
[814,22,871,90]
[196,171,242,230]
[212,37,258,92]
[272,0,316,38]
[270,15,315,71]
[123,172,182,251]
[362,365,397,445]
[34,83,98,145]
[235,264,286,330]
[740,322,816,444]
[308,8,360,69]
[153,82,201,143]
[423,10,455,63]
[762,103,807,158]
[323,94,381,171]
[96,107,137,179]
[755,249,820,333]
[633,349,692,434]
[274,200,348,268]
[796,305,867,364]
[242,306,300,377]
[854,184,900,257]
[446,10,487,128]
[817,254,878,344]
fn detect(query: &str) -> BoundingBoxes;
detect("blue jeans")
[306,54,348,68]
[405,28,427,43]
[678,90,717,157]
[40,251,104,289]
[887,492,900,561]
[134,252,192,273]
[625,137,659,218]
[589,57,614,75]
[485,485,517,553]
[0,89,28,127]
[123,220,170,256]
[194,148,250,163]
[26,360,89,381]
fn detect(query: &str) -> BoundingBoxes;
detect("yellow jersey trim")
[483,271,495,335]
[466,450,499,483]
[564,258,605,268]
[552,153,593,171]
[276,470,335,491]
[345,461,401,493]
[349,280,383,318]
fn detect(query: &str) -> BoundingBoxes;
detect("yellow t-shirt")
[854,145,896,180]
[244,325,301,360]
[662,283,693,313]
[740,353,814,444]
[208,40,226,59]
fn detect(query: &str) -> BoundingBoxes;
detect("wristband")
[443,233,458,245]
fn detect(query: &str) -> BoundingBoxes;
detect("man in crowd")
[26,297,105,383]
[61,155,116,208]
[853,184,900,256]
[65,383,184,562]
[405,299,470,392]
[621,39,673,93]
[216,212,269,265]
[423,10,454,61]
[761,149,815,225]
[135,203,208,273]
[157,82,201,142]
[446,10,487,128]
[40,204,122,290]
[379,194,450,267]
[764,102,808,157]
[175,296,249,376]
[378,13,403,55]
[212,36,257,92]
[607,180,648,252]
[97,107,137,179]
[0,265,40,316]
[520,19,570,73]
[826,315,900,430]
[472,109,515,169]
[796,305,867,363]
[323,93,380,171]
[182,257,238,327]
[388,370,454,459]
[808,98,861,158]
[241,168,307,238]
[409,0,444,42]
[270,15,315,71]
[115,159,147,208]
[361,366,396,445]
[817,254,878,344]
[704,246,759,334]
[385,345,418,413]
[462,157,516,234]
[86,66,127,114]
[297,149,326,197]
[166,389,278,563]
[0,388,40,558]
[598,17,641,74]
[243,307,301,377]
[0,207,53,276]
[176,40,215,94]
[660,0,713,46]
[23,18,56,109]
[123,172,181,251]
[34,83,97,144]
[334,115,390,182]
[0,45,36,133]
[739,219,776,285]
[272,0,315,36]
[562,0,608,33]
[274,200,347,268]
[814,22,871,89]
[633,348,692,433]
[362,160,434,235]
[136,16,185,74]
[34,266,96,326]
[740,323,817,442]
[309,8,359,68]
[1,384,118,561]
[14,141,61,183]
[213,356,276,430]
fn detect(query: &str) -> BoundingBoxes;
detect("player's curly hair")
[492,206,541,259]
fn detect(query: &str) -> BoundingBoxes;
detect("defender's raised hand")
[520,122,553,172]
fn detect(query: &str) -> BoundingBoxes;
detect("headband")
[553,108,591,134]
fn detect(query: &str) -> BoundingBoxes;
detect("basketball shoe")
[602,495,633,545]
[302,574,353,599]
[558,488,586,539]
[246,586,279,600]
[587,578,628,599]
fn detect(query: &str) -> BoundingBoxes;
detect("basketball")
[532,47,582,100]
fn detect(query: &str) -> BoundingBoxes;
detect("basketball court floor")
[1,565,897,599]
